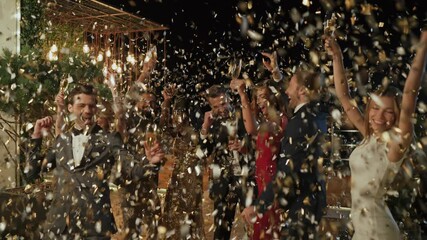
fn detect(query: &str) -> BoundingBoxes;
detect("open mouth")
[80,115,94,125]
[371,119,385,125]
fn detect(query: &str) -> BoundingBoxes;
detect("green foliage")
[20,0,46,48]
[0,47,105,121]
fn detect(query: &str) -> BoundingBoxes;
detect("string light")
[50,44,58,53]
[111,62,117,70]
[126,54,136,65]
[83,44,90,53]
[97,53,103,62]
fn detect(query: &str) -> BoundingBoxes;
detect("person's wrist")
[201,127,209,135]
[31,132,42,139]
[163,99,172,105]
[332,52,343,59]
[272,71,283,82]
[271,66,279,73]
[237,87,247,96]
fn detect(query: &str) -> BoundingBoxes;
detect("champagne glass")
[145,125,158,149]
[324,12,337,36]
[323,12,337,72]
[226,121,240,166]
[228,58,243,95]
[228,58,242,79]
[60,78,68,92]
[144,45,157,63]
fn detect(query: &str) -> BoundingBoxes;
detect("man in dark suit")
[200,84,257,239]
[25,84,164,239]
[242,67,327,239]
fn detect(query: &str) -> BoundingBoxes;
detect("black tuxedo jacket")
[257,104,326,222]
[26,125,154,238]
[200,109,256,199]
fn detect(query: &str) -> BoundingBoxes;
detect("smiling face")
[367,95,398,134]
[208,94,232,120]
[68,93,97,129]
[136,92,157,113]
[256,87,270,117]
[285,75,304,110]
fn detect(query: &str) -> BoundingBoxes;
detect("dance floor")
[111,155,247,240]
[111,155,351,239]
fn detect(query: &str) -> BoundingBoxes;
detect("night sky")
[100,0,426,100]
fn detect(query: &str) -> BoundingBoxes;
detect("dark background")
[100,0,426,105]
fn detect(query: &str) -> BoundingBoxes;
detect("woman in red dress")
[231,74,288,239]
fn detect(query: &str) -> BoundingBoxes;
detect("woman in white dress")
[324,30,427,240]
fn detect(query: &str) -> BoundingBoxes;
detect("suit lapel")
[57,133,75,169]
[79,125,104,168]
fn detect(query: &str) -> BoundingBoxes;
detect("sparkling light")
[50,44,58,53]
[111,62,117,70]
[97,53,103,62]
[83,44,90,53]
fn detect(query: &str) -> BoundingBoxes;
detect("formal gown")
[349,136,404,240]
[160,128,206,239]
[252,116,287,240]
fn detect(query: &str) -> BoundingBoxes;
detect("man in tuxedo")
[242,67,327,239]
[25,84,164,239]
[200,84,257,239]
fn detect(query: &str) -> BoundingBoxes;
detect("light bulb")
[97,53,103,62]
[51,44,58,53]
[111,62,117,70]
[83,44,90,53]
[126,54,136,65]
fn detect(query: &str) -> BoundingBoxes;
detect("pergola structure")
[42,0,169,82]
[43,0,168,33]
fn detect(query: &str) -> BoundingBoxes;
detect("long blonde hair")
[363,86,403,139]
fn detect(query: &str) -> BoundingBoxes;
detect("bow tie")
[71,127,85,136]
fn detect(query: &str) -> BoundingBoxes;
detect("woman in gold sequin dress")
[159,96,206,239]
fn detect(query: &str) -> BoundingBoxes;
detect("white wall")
[0,0,20,189]
[0,0,20,54]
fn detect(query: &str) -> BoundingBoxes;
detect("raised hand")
[144,141,165,165]
[323,35,342,57]
[201,111,214,135]
[55,90,65,112]
[228,138,242,152]
[32,116,53,139]
[230,78,246,93]
[162,83,177,102]
[137,46,158,83]
[261,51,278,72]
[54,90,66,136]
[241,206,257,226]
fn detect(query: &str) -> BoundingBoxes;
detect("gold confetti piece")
[345,0,355,10]
[360,3,378,15]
